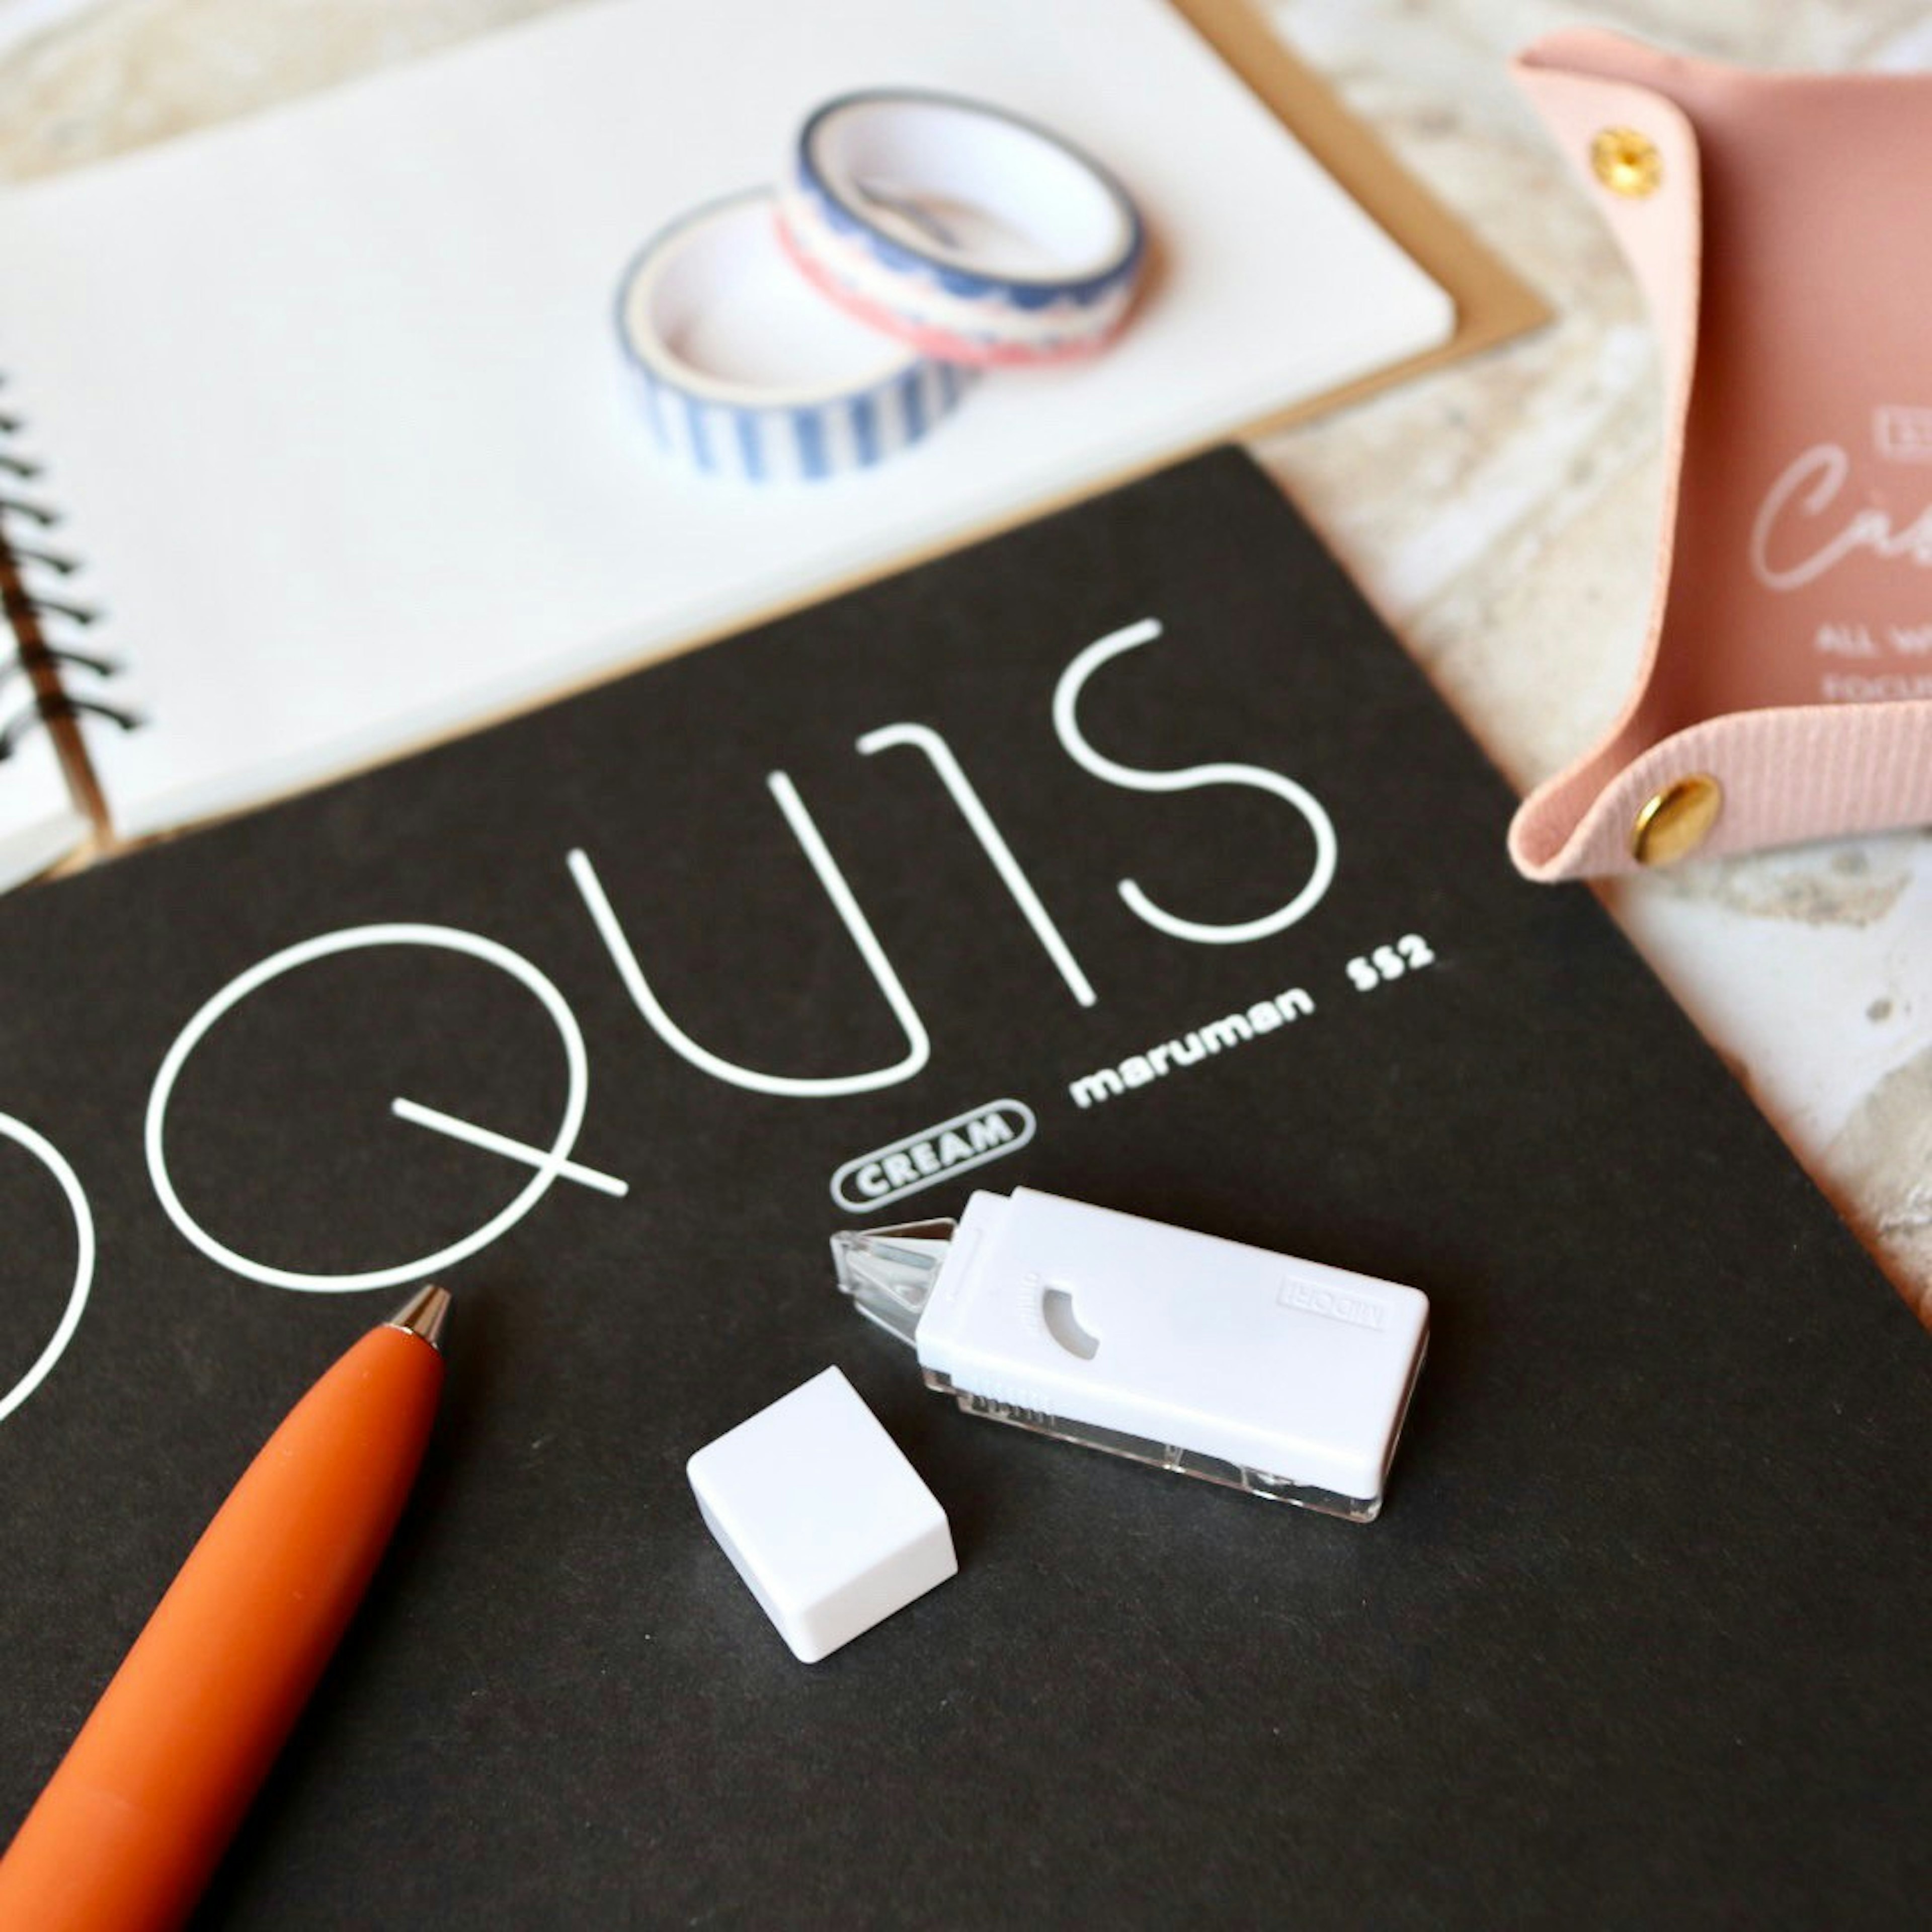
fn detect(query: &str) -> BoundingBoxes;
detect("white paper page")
[0,699,84,891]
[0,0,1454,839]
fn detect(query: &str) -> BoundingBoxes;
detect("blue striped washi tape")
[777,90,1145,367]
[616,189,971,482]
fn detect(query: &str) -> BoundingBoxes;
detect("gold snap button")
[1631,774,1722,865]
[1590,126,1663,198]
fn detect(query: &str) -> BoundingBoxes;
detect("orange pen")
[0,1284,450,1932]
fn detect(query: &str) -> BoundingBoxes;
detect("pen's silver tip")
[385,1283,451,1352]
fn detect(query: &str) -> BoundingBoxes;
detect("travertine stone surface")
[1259,1,1932,1322]
[2,0,1926,1319]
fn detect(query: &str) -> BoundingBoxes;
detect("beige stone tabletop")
[1258,0,1932,1327]
[3,0,1927,1323]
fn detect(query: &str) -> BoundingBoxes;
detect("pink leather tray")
[1508,31,1932,879]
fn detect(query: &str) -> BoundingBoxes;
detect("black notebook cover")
[2,450,1925,1927]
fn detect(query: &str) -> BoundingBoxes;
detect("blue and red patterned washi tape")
[616,91,1146,483]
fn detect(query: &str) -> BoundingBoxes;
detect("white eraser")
[687,1366,957,1663]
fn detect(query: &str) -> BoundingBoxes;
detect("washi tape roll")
[778,90,1146,367]
[616,189,970,482]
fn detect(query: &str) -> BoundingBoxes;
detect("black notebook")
[2,450,1925,1927]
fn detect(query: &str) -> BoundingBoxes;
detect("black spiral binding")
[0,372,142,765]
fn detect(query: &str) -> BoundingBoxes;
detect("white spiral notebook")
[0,686,83,892]
[0,0,1455,887]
